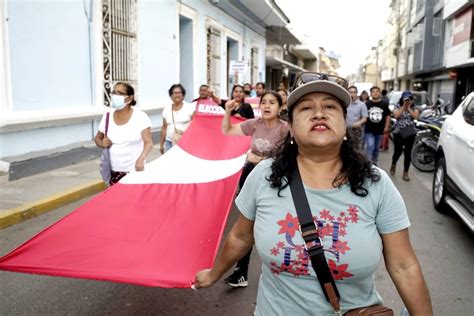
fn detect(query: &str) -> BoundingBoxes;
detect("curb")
[0,180,107,230]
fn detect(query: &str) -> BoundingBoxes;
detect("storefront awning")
[266,55,306,72]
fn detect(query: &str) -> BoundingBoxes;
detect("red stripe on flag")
[178,115,250,160]
[0,115,250,287]
[0,176,240,287]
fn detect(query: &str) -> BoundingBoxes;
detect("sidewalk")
[0,145,162,229]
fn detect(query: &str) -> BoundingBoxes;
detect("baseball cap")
[401,90,413,99]
[288,80,352,111]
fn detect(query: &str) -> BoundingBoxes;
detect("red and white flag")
[0,115,250,288]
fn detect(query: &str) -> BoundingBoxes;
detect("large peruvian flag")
[0,115,250,288]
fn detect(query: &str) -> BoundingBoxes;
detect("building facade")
[0,0,289,173]
[379,0,473,107]
[444,0,474,105]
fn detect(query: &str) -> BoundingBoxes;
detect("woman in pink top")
[220,91,289,288]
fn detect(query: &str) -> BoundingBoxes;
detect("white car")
[432,92,474,231]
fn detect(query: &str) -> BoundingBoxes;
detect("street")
[0,149,472,315]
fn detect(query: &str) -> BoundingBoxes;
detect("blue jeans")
[164,140,173,152]
[365,133,382,164]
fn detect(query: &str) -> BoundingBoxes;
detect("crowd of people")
[345,85,419,181]
[95,76,432,315]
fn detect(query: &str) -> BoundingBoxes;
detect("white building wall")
[1,0,267,159]
[8,0,94,111]
[138,0,266,101]
[1,1,12,113]
[444,0,470,18]
[138,0,179,108]
[1,0,102,159]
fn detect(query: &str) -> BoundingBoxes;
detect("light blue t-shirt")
[236,159,410,315]
[346,100,368,128]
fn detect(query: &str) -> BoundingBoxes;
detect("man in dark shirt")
[364,86,391,165]
[381,89,390,104]
[379,89,391,151]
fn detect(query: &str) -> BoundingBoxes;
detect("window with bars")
[207,26,221,96]
[102,0,138,106]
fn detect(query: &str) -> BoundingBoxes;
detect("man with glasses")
[364,86,391,165]
[346,85,368,150]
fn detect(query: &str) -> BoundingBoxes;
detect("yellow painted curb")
[0,180,107,230]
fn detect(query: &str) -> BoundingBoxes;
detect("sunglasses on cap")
[291,72,349,91]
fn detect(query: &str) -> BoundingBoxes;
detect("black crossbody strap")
[289,163,341,313]
[105,112,110,136]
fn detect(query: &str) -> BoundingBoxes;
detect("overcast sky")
[276,0,391,77]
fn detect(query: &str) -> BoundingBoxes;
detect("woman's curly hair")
[267,103,380,197]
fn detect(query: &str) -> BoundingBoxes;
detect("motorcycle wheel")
[411,141,436,172]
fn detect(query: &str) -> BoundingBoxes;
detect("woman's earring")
[343,135,348,141]
[290,137,294,145]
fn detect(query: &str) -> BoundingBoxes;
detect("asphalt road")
[0,149,472,315]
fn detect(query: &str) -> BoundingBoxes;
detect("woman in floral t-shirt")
[195,75,432,316]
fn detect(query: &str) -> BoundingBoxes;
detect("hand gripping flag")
[0,115,250,288]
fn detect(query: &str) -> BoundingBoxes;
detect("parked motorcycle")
[410,116,447,172]
[418,100,452,120]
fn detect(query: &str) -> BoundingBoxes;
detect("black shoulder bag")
[289,164,394,316]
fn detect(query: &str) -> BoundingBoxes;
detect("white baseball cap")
[288,80,351,111]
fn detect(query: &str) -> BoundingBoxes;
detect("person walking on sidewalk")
[390,91,420,181]
[95,82,153,185]
[364,86,391,165]
[194,74,432,315]
[160,84,195,154]
[220,91,289,287]
[346,85,368,150]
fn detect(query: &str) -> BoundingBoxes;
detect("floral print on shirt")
[269,205,359,280]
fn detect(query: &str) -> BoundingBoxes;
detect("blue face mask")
[111,94,127,110]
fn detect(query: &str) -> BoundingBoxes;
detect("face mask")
[111,94,127,110]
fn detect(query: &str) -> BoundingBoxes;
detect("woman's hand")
[194,269,219,289]
[159,145,165,155]
[135,157,145,171]
[225,100,239,113]
[246,152,262,164]
[207,88,215,98]
[102,137,112,148]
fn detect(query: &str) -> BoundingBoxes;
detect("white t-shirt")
[162,102,195,141]
[99,108,152,172]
